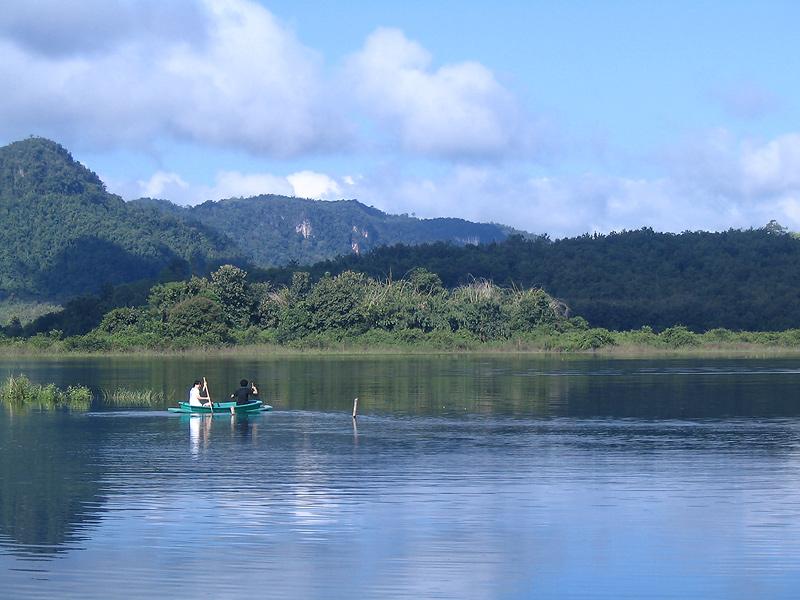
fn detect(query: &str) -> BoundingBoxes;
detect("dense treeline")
[16,223,800,342]
[8,264,800,353]
[6,265,590,351]
[252,224,800,332]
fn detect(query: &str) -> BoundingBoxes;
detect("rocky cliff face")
[296,219,313,239]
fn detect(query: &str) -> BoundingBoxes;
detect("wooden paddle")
[203,377,213,414]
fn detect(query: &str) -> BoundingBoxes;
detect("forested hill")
[6,136,800,335]
[132,195,528,267]
[270,226,800,332]
[0,137,246,302]
[0,137,529,302]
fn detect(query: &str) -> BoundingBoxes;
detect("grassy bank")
[5,318,800,358]
[1,339,800,359]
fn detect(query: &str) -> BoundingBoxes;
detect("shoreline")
[2,342,800,360]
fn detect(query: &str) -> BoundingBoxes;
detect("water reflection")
[188,415,211,456]
[230,413,259,444]
[184,413,264,457]
[2,355,800,418]
[0,357,799,599]
[0,411,106,556]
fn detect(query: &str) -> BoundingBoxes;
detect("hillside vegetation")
[2,137,800,343]
[0,137,245,302]
[0,137,530,305]
[132,195,526,267]
[257,225,800,333]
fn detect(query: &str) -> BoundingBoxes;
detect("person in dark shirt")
[230,379,258,406]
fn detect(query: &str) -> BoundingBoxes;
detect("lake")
[1,355,799,599]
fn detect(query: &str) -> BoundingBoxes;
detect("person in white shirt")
[188,380,210,406]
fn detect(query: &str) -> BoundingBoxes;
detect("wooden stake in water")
[352,397,358,418]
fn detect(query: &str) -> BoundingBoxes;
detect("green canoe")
[168,400,272,414]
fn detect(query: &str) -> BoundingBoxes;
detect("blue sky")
[1,0,799,238]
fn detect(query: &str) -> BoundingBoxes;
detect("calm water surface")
[1,356,800,599]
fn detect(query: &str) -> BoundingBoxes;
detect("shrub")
[702,328,737,343]
[659,325,699,348]
[167,296,229,344]
[578,328,617,350]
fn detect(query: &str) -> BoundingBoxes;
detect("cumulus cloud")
[2,2,551,161]
[287,171,344,199]
[540,130,800,236]
[212,171,295,199]
[164,0,354,155]
[4,1,800,240]
[660,130,800,201]
[739,134,800,196]
[343,28,545,160]
[0,1,552,163]
[132,169,293,204]
[115,133,800,240]
[138,171,190,199]
[0,0,353,154]
[129,168,355,205]
[338,132,800,240]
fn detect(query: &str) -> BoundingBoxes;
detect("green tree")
[210,264,250,328]
[508,288,562,332]
[148,277,217,318]
[306,271,369,331]
[408,267,443,295]
[6,315,22,337]
[659,325,699,348]
[166,296,229,344]
[289,271,312,302]
[250,282,282,329]
[99,307,143,334]
[447,279,508,341]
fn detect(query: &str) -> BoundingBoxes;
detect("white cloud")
[212,171,295,199]
[131,169,293,204]
[164,0,354,156]
[739,133,800,196]
[335,145,800,240]
[343,27,546,160]
[128,168,356,205]
[116,135,800,240]
[5,1,800,241]
[0,0,353,155]
[0,1,551,164]
[287,171,344,199]
[138,171,190,199]
[660,130,800,202]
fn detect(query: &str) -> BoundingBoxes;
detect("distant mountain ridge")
[0,137,533,303]
[132,195,532,267]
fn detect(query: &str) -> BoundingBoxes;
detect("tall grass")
[100,388,168,407]
[0,375,92,409]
